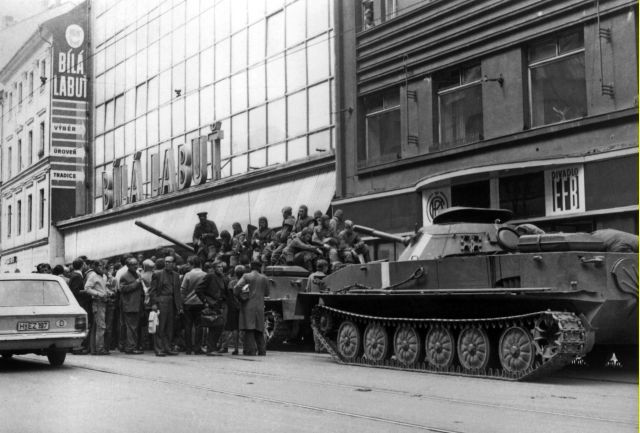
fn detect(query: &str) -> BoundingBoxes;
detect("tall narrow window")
[27,194,33,232]
[40,59,47,84]
[39,189,45,229]
[17,200,22,235]
[529,28,586,127]
[436,64,483,148]
[17,139,22,170]
[39,121,45,157]
[362,88,401,166]
[18,82,23,104]
[7,205,12,238]
[7,146,12,178]
[28,71,34,98]
[27,130,33,166]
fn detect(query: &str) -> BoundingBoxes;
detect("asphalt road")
[0,351,636,433]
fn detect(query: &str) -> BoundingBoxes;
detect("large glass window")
[499,172,546,218]
[215,39,230,81]
[231,30,247,73]
[200,47,214,87]
[308,82,330,131]
[286,1,305,47]
[200,85,214,126]
[529,28,586,127]
[307,0,329,38]
[363,88,400,165]
[248,21,265,65]
[215,78,230,119]
[214,0,230,42]
[267,98,286,144]
[231,71,247,114]
[307,35,329,84]
[267,11,285,57]
[287,90,307,138]
[286,47,306,92]
[266,56,285,98]
[231,112,248,154]
[249,105,266,149]
[248,63,266,107]
[437,64,483,148]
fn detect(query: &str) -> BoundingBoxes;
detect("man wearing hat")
[192,212,219,258]
[263,216,295,266]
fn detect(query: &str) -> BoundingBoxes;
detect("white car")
[0,274,88,366]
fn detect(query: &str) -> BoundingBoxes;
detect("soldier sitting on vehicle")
[312,214,340,265]
[251,216,274,262]
[283,228,323,272]
[337,220,371,265]
[262,217,295,266]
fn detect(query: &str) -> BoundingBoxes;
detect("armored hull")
[296,208,638,380]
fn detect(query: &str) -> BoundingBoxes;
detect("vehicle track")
[19,354,637,430]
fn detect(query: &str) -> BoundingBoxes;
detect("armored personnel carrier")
[296,207,638,380]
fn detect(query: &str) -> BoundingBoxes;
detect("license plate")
[17,321,50,331]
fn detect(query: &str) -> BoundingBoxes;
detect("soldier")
[330,209,346,234]
[192,212,219,258]
[281,206,293,227]
[283,228,323,272]
[233,261,270,356]
[263,216,295,266]
[293,205,315,233]
[312,214,339,264]
[231,222,249,266]
[251,216,274,261]
[338,220,371,264]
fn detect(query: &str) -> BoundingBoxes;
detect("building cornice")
[0,157,50,190]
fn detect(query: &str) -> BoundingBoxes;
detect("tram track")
[18,353,638,430]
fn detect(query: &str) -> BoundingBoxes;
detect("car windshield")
[0,280,69,307]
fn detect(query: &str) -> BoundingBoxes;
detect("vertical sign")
[544,165,585,216]
[49,3,90,221]
[421,187,451,226]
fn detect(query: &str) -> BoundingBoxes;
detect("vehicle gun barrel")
[353,224,409,245]
[134,220,195,252]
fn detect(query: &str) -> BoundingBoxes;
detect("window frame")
[436,64,483,148]
[527,29,586,128]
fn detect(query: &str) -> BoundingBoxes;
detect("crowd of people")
[27,205,367,358]
[192,205,370,273]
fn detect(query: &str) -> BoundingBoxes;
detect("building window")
[27,194,33,232]
[529,28,586,127]
[451,180,490,209]
[27,130,33,166]
[40,59,47,84]
[17,200,22,235]
[39,188,45,229]
[17,139,22,170]
[436,64,483,148]
[18,81,23,104]
[499,172,546,219]
[362,87,400,165]
[7,205,12,238]
[7,146,12,177]
[39,121,45,158]
[28,71,34,98]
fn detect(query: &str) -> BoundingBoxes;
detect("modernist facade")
[0,3,88,273]
[59,0,337,261]
[333,0,638,260]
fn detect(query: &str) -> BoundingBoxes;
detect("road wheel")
[336,321,361,361]
[457,327,490,370]
[498,327,535,373]
[394,325,422,366]
[363,323,389,362]
[425,326,455,369]
[47,349,67,367]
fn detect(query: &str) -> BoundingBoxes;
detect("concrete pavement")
[0,350,636,433]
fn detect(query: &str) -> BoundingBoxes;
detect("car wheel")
[47,349,67,367]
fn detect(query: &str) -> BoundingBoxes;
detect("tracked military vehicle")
[296,207,638,381]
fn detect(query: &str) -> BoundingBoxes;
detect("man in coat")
[150,257,182,357]
[233,261,270,356]
[118,258,144,354]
